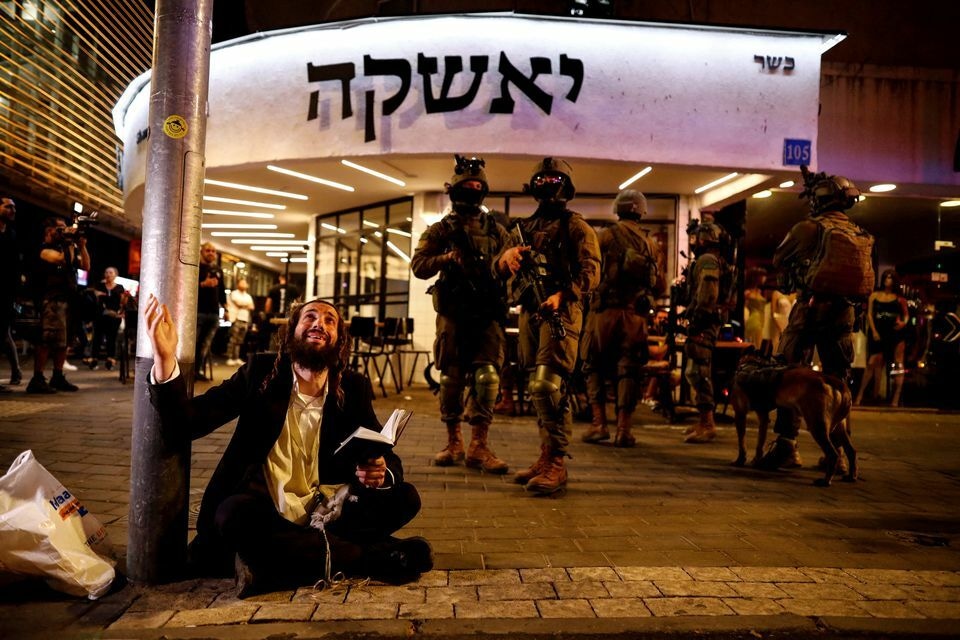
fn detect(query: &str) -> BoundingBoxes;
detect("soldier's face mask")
[529,173,567,202]
[449,182,485,208]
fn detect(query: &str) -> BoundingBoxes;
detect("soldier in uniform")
[496,158,601,494]
[758,170,871,470]
[411,155,510,474]
[682,214,727,444]
[580,190,662,447]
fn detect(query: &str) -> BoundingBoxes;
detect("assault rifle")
[508,224,566,340]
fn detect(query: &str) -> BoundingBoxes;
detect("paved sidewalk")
[1,361,959,638]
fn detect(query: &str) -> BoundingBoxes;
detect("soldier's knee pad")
[439,372,463,410]
[473,363,500,409]
[528,366,563,417]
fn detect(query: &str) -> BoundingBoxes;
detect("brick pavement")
[1,360,959,638]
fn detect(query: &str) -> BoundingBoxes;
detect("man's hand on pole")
[145,294,179,382]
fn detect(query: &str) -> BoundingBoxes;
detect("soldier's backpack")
[607,224,658,291]
[804,216,875,298]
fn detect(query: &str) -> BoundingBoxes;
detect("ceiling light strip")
[618,166,652,190]
[386,227,412,238]
[201,223,278,229]
[387,240,411,264]
[267,165,355,192]
[250,246,309,252]
[341,159,407,186]
[204,178,308,200]
[230,239,310,245]
[202,209,276,219]
[694,172,740,194]
[209,232,294,237]
[203,195,287,210]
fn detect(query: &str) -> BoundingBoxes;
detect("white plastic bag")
[0,450,116,599]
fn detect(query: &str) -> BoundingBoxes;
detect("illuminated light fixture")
[202,209,276,219]
[73,202,83,213]
[281,257,309,263]
[479,206,489,213]
[618,166,653,190]
[204,178,308,200]
[858,194,868,202]
[362,220,381,228]
[321,222,347,234]
[374,231,383,238]
[360,237,369,244]
[341,159,406,187]
[752,190,773,199]
[235,262,246,268]
[779,180,795,188]
[387,240,411,264]
[203,195,286,209]
[940,200,960,208]
[694,172,739,194]
[266,252,290,257]
[230,239,309,245]
[250,245,308,252]
[406,217,413,222]
[267,165,355,192]
[869,183,897,193]
[386,227,412,237]
[201,223,278,229]
[210,232,293,237]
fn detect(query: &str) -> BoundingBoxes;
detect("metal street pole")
[127,0,214,583]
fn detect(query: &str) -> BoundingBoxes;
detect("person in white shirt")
[225,278,256,366]
[144,295,431,597]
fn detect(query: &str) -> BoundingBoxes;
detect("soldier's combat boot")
[465,422,509,474]
[514,445,550,485]
[525,454,568,495]
[614,409,636,448]
[434,422,465,466]
[493,389,516,415]
[581,403,610,443]
[757,437,798,471]
[684,410,717,444]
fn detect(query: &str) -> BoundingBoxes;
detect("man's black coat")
[148,353,403,574]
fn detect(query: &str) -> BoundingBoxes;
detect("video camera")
[56,210,99,242]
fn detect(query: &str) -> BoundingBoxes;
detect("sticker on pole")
[162,115,188,139]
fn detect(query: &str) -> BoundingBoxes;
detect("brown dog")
[731,351,857,486]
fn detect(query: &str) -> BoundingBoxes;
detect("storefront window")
[315,197,412,320]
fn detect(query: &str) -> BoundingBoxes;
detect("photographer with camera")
[0,195,23,392]
[27,216,91,394]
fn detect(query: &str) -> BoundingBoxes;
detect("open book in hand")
[333,408,412,456]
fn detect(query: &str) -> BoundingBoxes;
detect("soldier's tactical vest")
[431,213,505,320]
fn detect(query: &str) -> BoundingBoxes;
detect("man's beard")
[287,331,341,373]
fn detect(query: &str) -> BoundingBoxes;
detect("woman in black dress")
[855,269,908,406]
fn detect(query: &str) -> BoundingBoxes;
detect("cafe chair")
[347,316,389,397]
[391,317,431,387]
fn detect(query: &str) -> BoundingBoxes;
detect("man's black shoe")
[363,537,433,585]
[0,384,10,394]
[234,554,268,599]
[50,374,79,392]
[195,372,209,382]
[756,438,796,471]
[26,376,57,394]
[9,370,22,385]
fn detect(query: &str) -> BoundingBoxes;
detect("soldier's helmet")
[526,157,575,203]
[800,166,860,215]
[614,189,647,219]
[696,221,723,246]
[445,154,488,208]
